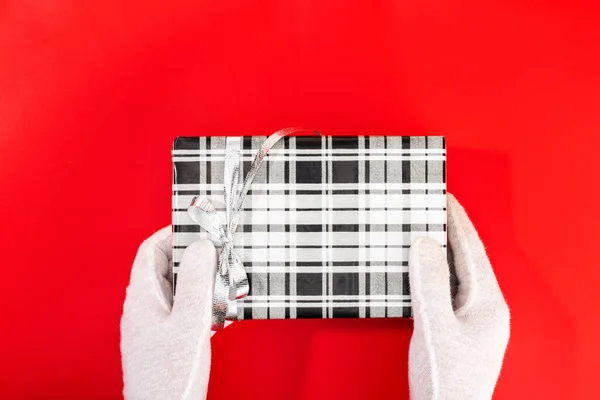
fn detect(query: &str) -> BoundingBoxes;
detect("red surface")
[1,1,599,399]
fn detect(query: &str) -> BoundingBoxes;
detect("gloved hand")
[121,226,218,400]
[408,194,510,400]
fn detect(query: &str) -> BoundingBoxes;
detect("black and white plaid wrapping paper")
[172,136,446,319]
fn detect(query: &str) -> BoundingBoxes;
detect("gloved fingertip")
[411,237,446,266]
[409,237,454,323]
[139,226,173,260]
[180,239,217,274]
[173,239,218,316]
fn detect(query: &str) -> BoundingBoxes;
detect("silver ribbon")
[188,128,320,330]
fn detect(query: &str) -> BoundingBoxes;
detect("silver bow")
[188,128,320,330]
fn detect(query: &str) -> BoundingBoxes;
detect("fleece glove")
[121,227,218,400]
[408,194,510,400]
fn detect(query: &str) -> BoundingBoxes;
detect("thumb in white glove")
[121,226,218,400]
[409,194,510,400]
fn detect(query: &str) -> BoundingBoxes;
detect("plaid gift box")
[172,133,446,321]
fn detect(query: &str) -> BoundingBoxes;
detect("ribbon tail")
[229,256,250,299]
[212,255,246,330]
[225,297,238,321]
[212,270,230,331]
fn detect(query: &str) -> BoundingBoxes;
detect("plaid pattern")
[172,136,446,319]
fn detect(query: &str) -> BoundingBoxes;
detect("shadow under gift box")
[172,134,447,320]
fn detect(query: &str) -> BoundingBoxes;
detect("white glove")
[121,226,218,400]
[408,194,510,400]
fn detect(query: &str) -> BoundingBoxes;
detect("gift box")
[172,128,446,329]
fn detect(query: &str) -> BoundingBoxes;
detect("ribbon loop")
[187,128,320,331]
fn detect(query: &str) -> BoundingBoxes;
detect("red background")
[1,1,599,399]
